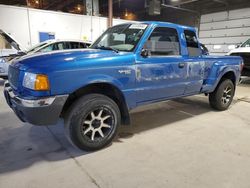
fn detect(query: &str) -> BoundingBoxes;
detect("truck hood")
[11,48,133,71]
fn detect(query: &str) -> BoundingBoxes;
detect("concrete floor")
[0,78,250,188]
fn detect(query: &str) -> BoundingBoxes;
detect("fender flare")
[63,74,131,125]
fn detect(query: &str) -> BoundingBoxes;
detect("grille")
[8,66,20,89]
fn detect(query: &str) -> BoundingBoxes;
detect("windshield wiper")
[96,45,119,53]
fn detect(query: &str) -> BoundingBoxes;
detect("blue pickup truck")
[4,22,243,151]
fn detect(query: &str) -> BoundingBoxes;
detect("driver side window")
[184,30,201,57]
[144,27,180,56]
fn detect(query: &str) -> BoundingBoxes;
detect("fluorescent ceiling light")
[213,45,222,50]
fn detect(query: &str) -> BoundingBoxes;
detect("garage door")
[199,8,250,55]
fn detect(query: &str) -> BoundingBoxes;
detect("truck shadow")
[0,110,89,174]
[0,95,214,174]
[116,96,213,141]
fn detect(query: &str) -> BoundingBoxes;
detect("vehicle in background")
[0,30,26,79]
[0,39,91,79]
[26,39,91,54]
[4,22,243,151]
[228,38,250,70]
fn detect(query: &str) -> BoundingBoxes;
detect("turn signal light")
[34,74,50,91]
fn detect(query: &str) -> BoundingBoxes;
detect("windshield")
[91,23,148,52]
[27,42,49,53]
[241,39,250,47]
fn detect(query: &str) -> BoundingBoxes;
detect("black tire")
[209,79,235,111]
[64,94,121,151]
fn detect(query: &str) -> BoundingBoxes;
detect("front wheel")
[209,79,235,111]
[65,94,121,151]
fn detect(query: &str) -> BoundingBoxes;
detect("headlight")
[23,72,50,91]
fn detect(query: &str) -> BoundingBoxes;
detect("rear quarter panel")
[201,55,242,93]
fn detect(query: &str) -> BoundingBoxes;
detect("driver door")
[135,27,187,103]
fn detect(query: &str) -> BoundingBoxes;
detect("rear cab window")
[184,30,201,57]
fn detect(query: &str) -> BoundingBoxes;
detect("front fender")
[75,73,136,109]
[85,74,125,90]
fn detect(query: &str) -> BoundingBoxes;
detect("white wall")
[0,4,133,49]
[0,5,31,49]
[199,8,250,55]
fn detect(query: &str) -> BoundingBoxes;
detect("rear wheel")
[64,94,120,151]
[209,79,235,111]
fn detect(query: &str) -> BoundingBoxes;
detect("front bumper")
[4,82,68,125]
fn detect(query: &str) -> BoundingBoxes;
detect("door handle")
[178,62,185,68]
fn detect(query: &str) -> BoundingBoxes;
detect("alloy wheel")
[221,85,232,105]
[80,107,114,141]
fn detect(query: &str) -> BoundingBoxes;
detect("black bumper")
[4,82,68,126]
[230,52,250,69]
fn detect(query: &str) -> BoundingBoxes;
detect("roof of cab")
[117,21,196,32]
[143,21,195,30]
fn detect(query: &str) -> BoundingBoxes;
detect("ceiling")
[143,0,250,26]
[1,0,250,15]
[1,0,250,21]
[0,0,86,13]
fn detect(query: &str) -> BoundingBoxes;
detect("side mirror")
[141,49,150,58]
[235,44,240,48]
